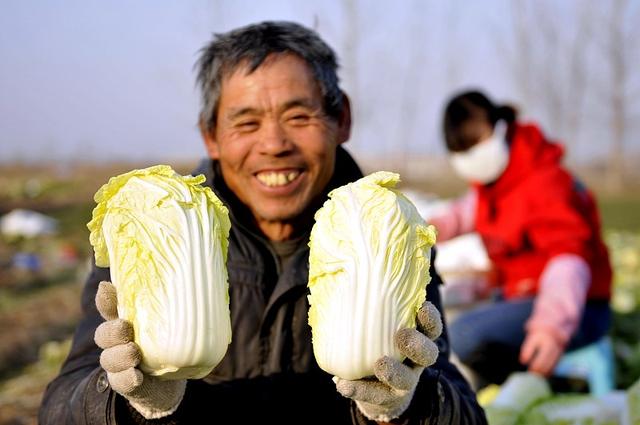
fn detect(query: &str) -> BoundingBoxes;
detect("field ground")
[0,160,638,424]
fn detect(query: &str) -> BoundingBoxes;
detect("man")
[39,21,486,424]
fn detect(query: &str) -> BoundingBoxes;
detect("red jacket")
[473,123,612,300]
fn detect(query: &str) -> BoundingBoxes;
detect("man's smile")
[255,169,302,188]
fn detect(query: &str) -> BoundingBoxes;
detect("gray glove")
[335,301,442,422]
[94,281,186,419]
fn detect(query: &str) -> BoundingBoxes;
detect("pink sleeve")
[428,190,477,242]
[525,254,591,346]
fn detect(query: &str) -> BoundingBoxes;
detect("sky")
[0,0,636,165]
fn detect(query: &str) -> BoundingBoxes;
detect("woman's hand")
[519,329,564,376]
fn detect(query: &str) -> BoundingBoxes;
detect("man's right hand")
[94,281,186,419]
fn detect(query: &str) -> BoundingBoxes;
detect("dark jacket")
[39,147,486,424]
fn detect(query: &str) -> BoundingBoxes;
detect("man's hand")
[94,281,186,419]
[519,329,564,376]
[334,301,442,422]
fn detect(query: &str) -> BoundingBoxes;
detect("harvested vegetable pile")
[480,372,639,425]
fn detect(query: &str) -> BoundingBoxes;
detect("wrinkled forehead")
[216,53,323,112]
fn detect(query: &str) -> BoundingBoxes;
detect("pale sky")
[1,0,637,164]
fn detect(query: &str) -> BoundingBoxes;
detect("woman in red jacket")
[431,90,612,387]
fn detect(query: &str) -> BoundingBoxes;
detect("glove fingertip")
[417,301,443,340]
[335,378,355,398]
[394,328,416,352]
[108,368,143,396]
[374,355,417,391]
[100,341,142,372]
[133,368,144,387]
[96,281,119,321]
[373,355,398,380]
[423,342,439,367]
[395,328,439,368]
[94,319,134,349]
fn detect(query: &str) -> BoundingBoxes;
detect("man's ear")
[199,120,220,159]
[336,92,352,145]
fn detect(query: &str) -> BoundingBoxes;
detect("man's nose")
[258,121,293,156]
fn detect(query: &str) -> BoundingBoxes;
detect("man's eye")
[236,121,259,131]
[288,114,311,124]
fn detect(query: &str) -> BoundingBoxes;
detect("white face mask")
[449,121,509,185]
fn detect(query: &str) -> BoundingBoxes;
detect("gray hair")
[195,21,343,132]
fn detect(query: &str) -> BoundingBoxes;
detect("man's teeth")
[256,171,300,187]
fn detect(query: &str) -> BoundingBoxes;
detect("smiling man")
[201,52,350,241]
[40,21,486,424]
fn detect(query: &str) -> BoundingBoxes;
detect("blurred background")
[1,1,638,423]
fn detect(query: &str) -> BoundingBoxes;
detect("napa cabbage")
[88,165,231,380]
[519,395,620,425]
[308,171,436,380]
[483,372,552,425]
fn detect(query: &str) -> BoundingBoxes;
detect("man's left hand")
[335,301,442,422]
[519,330,564,376]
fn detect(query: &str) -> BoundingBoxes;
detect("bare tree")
[443,0,463,89]
[503,0,640,192]
[392,0,432,177]
[504,0,593,153]
[597,0,639,191]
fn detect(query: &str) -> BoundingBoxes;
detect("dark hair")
[443,90,517,152]
[196,21,343,133]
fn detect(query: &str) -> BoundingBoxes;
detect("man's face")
[203,53,350,238]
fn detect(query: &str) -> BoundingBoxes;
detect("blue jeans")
[448,298,611,385]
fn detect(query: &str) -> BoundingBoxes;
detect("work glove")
[334,301,442,422]
[94,281,186,419]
